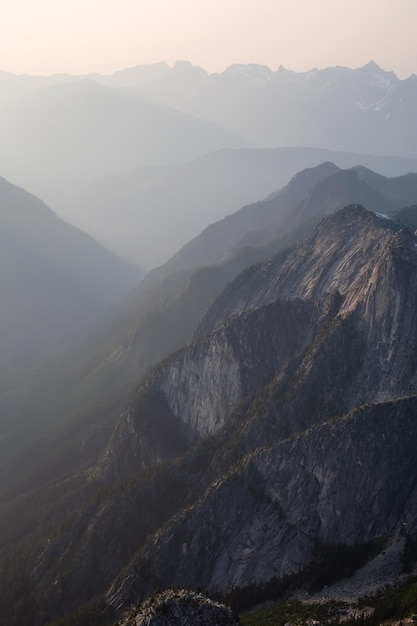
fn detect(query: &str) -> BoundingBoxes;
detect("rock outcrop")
[100,205,417,480]
[34,205,417,620]
[119,589,238,626]
[109,397,417,604]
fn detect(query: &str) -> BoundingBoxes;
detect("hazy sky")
[1,0,417,77]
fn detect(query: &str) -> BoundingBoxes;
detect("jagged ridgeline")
[3,161,417,625]
[26,204,417,625]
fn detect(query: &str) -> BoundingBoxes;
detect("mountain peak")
[223,63,275,83]
[172,59,207,77]
[356,60,399,89]
[30,191,417,621]
[360,59,383,72]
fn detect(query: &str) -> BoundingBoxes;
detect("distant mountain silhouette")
[0,79,246,230]
[3,161,415,498]
[146,162,417,286]
[64,147,417,267]
[0,176,139,381]
[2,63,417,266]
[71,162,417,411]
[2,154,417,623]
[124,60,417,157]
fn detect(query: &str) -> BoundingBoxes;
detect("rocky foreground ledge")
[119,588,239,625]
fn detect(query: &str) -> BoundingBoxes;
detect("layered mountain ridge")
[151,162,417,281]
[109,396,417,606]
[125,60,417,156]
[8,161,414,505]
[0,176,139,378]
[101,205,417,480]
[2,62,417,267]
[32,204,417,622]
[2,59,417,625]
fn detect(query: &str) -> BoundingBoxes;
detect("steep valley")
[3,160,417,625]
[20,204,417,625]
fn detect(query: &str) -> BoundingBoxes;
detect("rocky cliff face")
[109,397,417,603]
[98,296,325,479]
[33,205,417,621]
[195,204,416,336]
[100,205,417,480]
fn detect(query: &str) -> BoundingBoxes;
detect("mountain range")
[3,54,417,626]
[123,60,417,157]
[0,176,140,477]
[3,161,417,492]
[2,62,417,267]
[0,175,140,366]
[66,147,417,267]
[7,59,414,158]
[25,203,417,625]
[1,152,417,623]
[0,79,245,242]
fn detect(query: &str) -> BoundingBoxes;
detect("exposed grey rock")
[101,205,417,480]
[109,397,417,602]
[195,204,409,336]
[33,205,417,620]
[98,294,341,480]
[119,589,238,625]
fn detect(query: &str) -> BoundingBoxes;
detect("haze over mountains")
[3,60,415,156]
[3,158,417,466]
[2,58,417,626]
[0,78,245,262]
[123,60,417,156]
[0,176,139,477]
[2,152,417,624]
[0,177,139,376]
[2,61,417,266]
[30,204,417,623]
[64,147,417,267]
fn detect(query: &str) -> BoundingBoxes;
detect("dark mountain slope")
[109,396,417,604]
[50,161,414,422]
[5,163,417,503]
[0,218,323,512]
[0,176,139,469]
[0,177,139,374]
[31,206,417,622]
[9,167,417,501]
[102,206,417,480]
[0,177,139,304]
[0,202,321,506]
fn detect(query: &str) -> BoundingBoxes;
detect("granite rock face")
[99,296,326,479]
[110,397,417,602]
[101,205,417,480]
[34,205,417,619]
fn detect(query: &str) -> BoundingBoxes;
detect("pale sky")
[1,0,416,77]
